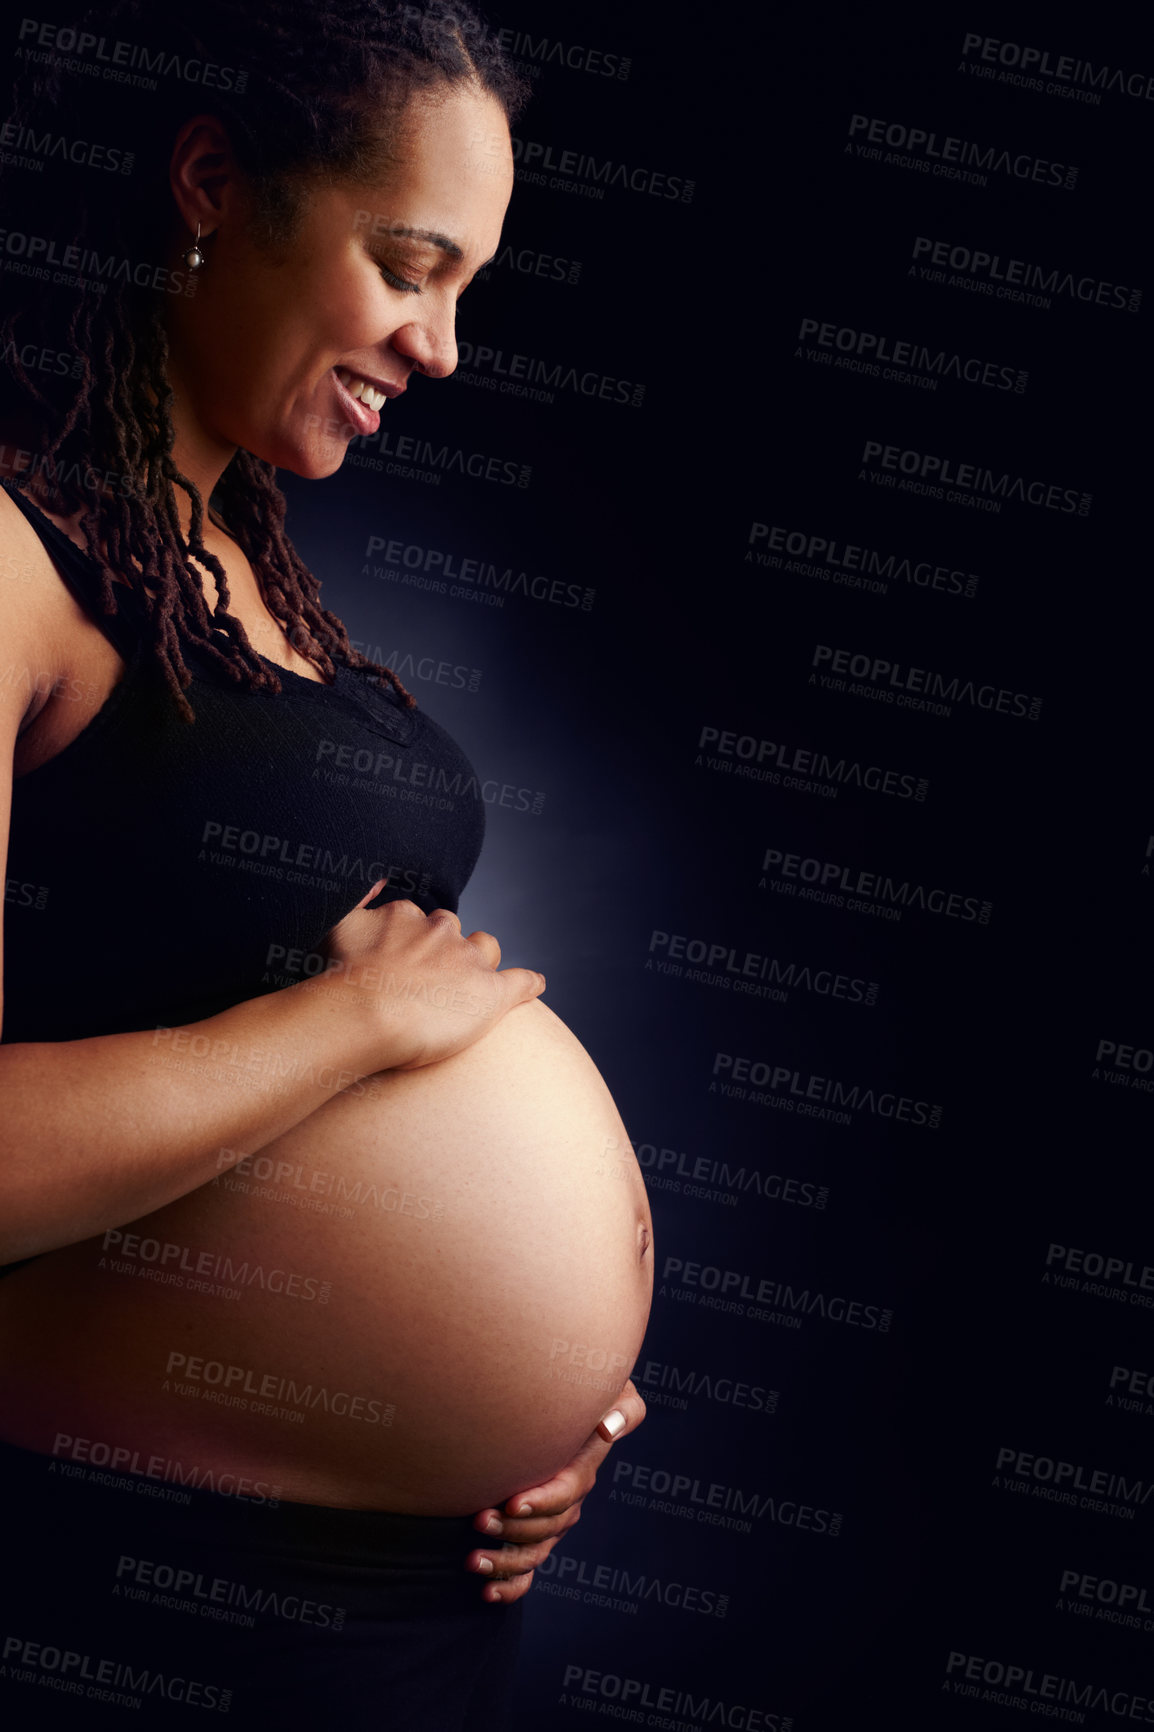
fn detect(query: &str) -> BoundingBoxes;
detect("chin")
[257,437,351,481]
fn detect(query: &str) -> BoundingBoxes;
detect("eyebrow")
[389,226,498,270]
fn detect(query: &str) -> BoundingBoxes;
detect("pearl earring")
[182,220,207,271]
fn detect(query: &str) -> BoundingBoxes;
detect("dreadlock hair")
[0,0,531,720]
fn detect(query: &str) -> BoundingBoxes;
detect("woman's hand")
[314,879,545,1072]
[465,1381,648,1602]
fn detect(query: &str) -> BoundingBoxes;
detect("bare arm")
[0,967,382,1263]
[0,511,543,1264]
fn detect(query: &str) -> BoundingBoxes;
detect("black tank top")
[0,477,487,1046]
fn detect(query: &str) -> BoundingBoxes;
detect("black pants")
[0,1438,524,1729]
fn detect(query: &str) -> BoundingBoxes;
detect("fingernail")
[476,1557,493,1573]
[484,1516,502,1534]
[489,1588,502,1602]
[513,1501,532,1516]
[600,1409,626,1438]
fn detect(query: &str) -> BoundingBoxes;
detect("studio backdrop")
[4,2,1153,1729]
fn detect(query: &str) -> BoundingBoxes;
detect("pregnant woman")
[0,1,652,1725]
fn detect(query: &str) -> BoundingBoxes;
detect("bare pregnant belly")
[0,1000,653,1513]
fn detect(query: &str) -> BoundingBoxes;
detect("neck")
[0,395,239,543]
[160,355,240,539]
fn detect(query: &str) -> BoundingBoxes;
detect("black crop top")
[0,477,487,1047]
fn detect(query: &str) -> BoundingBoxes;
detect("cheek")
[311,275,400,354]
[202,270,397,433]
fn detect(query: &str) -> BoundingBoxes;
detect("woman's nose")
[391,312,458,381]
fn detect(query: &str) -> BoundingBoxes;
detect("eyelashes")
[376,263,473,303]
[378,264,422,295]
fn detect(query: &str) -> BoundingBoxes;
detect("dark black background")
[278,5,1154,1726]
[5,0,1151,1725]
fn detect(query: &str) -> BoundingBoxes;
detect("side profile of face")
[164,80,514,482]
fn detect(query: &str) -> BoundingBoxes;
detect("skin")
[148,81,647,1602]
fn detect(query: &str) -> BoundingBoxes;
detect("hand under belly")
[0,1000,654,1514]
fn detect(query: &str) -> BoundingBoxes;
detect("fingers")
[466,1529,572,1602]
[595,1380,647,1442]
[501,1460,593,1524]
[425,907,462,931]
[464,929,501,968]
[499,1383,647,1520]
[472,1497,584,1546]
[318,891,545,1071]
[498,965,547,1006]
[465,1387,649,1602]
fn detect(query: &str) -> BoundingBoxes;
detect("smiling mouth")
[335,367,389,411]
[330,367,384,436]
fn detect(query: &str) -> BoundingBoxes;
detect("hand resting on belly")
[0,998,654,1515]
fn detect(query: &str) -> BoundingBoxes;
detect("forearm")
[0,974,382,1262]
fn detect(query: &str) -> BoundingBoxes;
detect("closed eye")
[378,264,423,295]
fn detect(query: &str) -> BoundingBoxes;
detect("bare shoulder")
[0,484,73,732]
[0,483,120,739]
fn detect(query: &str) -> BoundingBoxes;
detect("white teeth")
[335,368,386,412]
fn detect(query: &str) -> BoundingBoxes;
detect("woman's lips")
[330,366,381,436]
